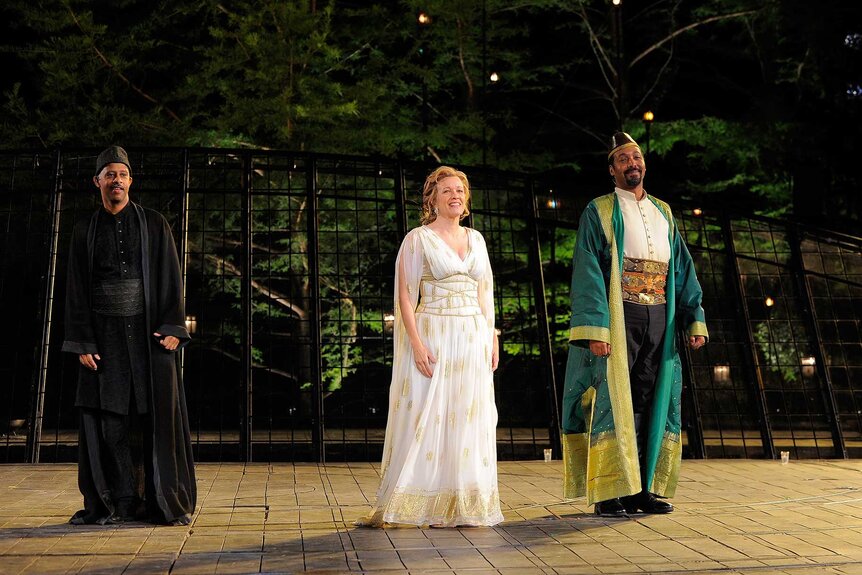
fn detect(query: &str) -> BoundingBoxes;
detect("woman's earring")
[432,206,438,215]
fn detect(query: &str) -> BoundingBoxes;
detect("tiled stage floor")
[0,459,860,574]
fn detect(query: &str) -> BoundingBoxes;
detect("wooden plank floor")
[0,459,860,574]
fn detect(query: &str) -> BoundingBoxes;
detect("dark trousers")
[75,393,150,523]
[100,410,138,506]
[623,301,666,489]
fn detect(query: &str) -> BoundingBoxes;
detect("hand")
[154,333,180,351]
[491,332,499,372]
[79,353,100,371]
[689,335,706,350]
[589,340,610,357]
[412,342,437,378]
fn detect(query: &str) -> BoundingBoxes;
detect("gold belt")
[622,257,668,305]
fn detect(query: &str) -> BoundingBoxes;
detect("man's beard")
[624,169,642,187]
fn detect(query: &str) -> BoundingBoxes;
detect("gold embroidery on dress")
[415,426,423,442]
[448,413,456,428]
[463,448,469,458]
[435,414,441,426]
[401,379,410,397]
[407,400,413,410]
[445,360,451,377]
[355,487,501,527]
[426,451,434,461]
[483,457,489,467]
[382,446,393,475]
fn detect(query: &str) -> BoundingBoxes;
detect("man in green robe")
[562,132,708,516]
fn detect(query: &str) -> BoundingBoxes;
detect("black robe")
[62,202,196,524]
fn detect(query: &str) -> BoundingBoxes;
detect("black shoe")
[622,491,673,514]
[69,508,104,525]
[594,498,626,517]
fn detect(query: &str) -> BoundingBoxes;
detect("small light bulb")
[693,208,703,216]
[489,72,499,83]
[765,297,775,307]
[418,11,431,25]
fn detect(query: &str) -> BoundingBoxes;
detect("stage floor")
[0,459,860,574]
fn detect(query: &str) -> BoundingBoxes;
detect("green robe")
[562,193,708,504]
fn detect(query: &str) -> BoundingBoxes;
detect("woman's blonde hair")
[420,166,471,225]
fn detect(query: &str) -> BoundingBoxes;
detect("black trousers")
[75,394,151,523]
[624,301,667,413]
[623,301,666,489]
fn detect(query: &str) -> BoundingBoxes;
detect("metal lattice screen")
[2,148,861,463]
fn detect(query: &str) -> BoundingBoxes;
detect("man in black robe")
[62,146,196,525]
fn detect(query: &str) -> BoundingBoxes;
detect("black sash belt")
[92,279,145,316]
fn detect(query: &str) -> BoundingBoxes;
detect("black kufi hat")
[95,146,132,176]
[607,132,640,160]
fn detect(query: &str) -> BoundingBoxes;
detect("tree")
[1,0,859,219]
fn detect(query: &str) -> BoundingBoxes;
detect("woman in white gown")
[357,166,503,528]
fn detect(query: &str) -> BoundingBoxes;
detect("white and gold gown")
[357,225,503,527]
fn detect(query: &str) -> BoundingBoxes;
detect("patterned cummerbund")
[622,257,668,305]
[92,279,145,316]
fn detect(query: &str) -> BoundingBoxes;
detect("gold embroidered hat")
[607,132,640,161]
[95,146,132,176]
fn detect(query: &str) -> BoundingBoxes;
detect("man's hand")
[154,333,180,351]
[589,340,610,357]
[689,335,706,350]
[79,353,100,371]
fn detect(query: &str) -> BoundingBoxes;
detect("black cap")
[95,146,132,176]
[607,132,640,160]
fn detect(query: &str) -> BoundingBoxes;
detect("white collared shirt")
[614,187,671,263]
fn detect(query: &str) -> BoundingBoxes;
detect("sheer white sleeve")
[394,229,424,349]
[475,230,495,332]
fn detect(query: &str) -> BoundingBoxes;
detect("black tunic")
[70,204,150,414]
[62,202,196,523]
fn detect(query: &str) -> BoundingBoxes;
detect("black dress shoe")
[594,498,626,517]
[69,509,103,525]
[622,491,673,514]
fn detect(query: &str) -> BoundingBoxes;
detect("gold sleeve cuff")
[687,321,709,341]
[569,326,610,343]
